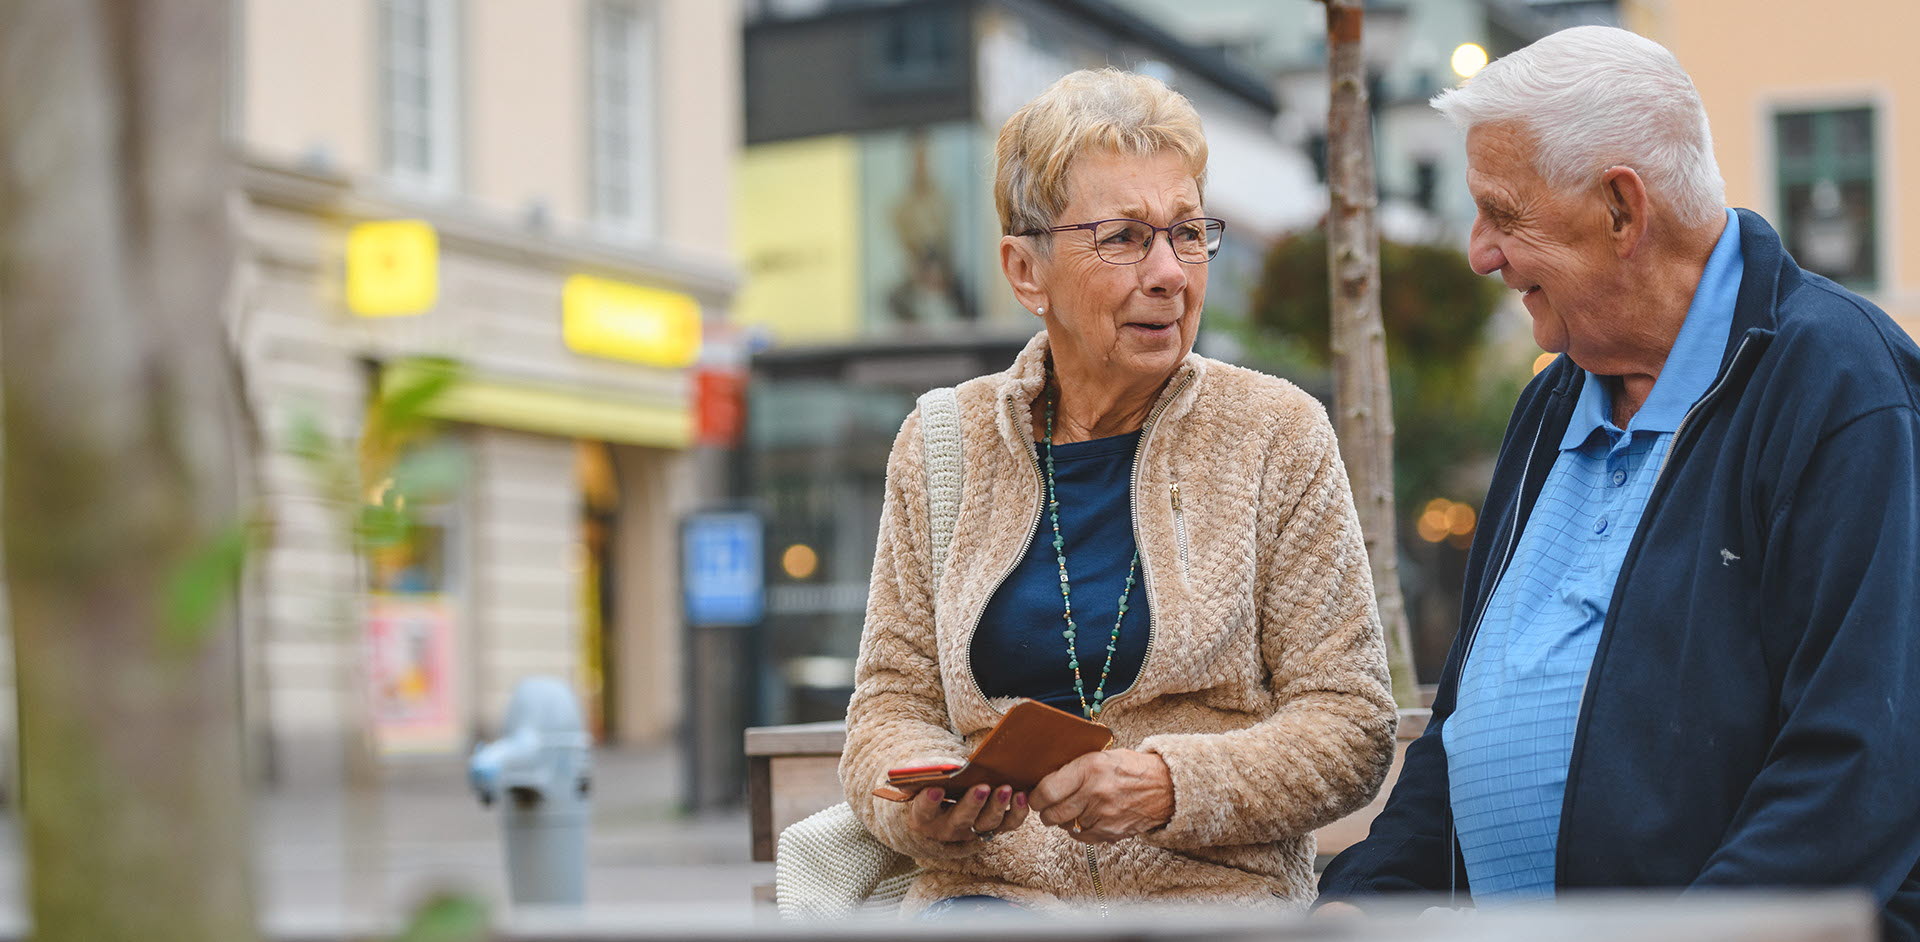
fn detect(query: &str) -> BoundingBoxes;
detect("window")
[590,1,658,237]
[863,5,963,95]
[380,0,462,194]
[1775,106,1878,289]
[1413,159,1438,213]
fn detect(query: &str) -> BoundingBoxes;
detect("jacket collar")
[990,330,1210,453]
[1726,208,1793,358]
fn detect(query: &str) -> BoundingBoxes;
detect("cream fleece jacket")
[841,331,1396,914]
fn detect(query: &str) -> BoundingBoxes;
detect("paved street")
[259,745,767,924]
[0,746,769,927]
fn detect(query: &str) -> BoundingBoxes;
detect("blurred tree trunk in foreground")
[0,2,257,940]
[1322,0,1420,707]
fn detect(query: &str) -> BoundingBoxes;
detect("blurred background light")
[1452,42,1489,79]
[781,543,819,580]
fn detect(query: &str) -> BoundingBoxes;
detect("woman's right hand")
[904,784,1028,843]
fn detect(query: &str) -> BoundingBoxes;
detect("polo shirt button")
[1594,516,1609,534]
[1611,469,1627,487]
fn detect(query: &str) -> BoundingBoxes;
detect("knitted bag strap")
[916,386,964,586]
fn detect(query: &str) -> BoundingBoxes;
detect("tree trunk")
[0,2,257,939]
[1322,0,1420,708]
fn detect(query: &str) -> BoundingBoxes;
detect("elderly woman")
[840,68,1395,915]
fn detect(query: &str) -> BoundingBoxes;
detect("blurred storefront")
[239,165,735,779]
[211,0,743,782]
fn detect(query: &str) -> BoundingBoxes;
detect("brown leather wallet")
[872,699,1113,802]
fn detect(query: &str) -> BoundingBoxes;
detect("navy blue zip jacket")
[1319,211,1920,936]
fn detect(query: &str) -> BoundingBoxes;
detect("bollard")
[468,676,593,906]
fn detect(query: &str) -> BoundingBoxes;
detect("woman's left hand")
[1029,749,1174,843]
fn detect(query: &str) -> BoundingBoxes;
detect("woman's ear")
[1600,166,1652,259]
[1000,235,1048,317]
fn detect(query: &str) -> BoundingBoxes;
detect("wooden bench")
[746,708,1431,868]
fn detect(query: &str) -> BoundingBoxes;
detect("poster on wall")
[860,123,1010,334]
[366,593,459,754]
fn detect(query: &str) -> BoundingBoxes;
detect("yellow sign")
[347,219,440,317]
[562,274,702,368]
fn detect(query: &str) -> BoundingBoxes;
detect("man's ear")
[1601,166,1651,259]
[1000,235,1049,316]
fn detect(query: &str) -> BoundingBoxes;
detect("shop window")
[1775,106,1878,289]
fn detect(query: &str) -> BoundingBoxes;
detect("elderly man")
[1317,25,1920,935]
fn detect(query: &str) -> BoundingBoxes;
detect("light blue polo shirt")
[1443,209,1744,902]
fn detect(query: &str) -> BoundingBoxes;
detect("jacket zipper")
[1073,366,1193,914]
[1454,415,1546,688]
[1446,404,1547,905]
[1169,482,1191,576]
[1085,846,1110,917]
[959,393,1047,712]
[1099,366,1198,711]
[1654,335,1755,482]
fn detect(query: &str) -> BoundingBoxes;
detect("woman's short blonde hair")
[994,68,1208,238]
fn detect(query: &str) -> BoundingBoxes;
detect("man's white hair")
[1432,25,1725,228]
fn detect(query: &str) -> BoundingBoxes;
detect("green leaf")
[390,892,490,942]
[378,358,464,434]
[390,442,469,502]
[161,522,252,651]
[285,408,333,467]
[358,501,412,550]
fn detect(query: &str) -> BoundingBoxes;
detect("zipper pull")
[1170,482,1182,511]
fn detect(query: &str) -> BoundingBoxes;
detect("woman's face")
[1017,149,1208,386]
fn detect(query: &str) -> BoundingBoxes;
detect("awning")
[381,360,692,449]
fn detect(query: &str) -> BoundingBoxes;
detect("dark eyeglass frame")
[1019,216,1227,265]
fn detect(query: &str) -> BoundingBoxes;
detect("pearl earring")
[1037,306,1046,315]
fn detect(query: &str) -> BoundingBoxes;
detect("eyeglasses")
[1021,216,1227,265]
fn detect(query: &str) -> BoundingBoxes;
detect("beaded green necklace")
[1043,382,1139,720]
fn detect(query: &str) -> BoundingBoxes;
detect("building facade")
[1625,0,1920,338]
[229,0,742,779]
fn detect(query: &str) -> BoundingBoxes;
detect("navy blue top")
[972,431,1150,717]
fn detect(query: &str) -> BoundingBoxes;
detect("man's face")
[1464,123,1623,361]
